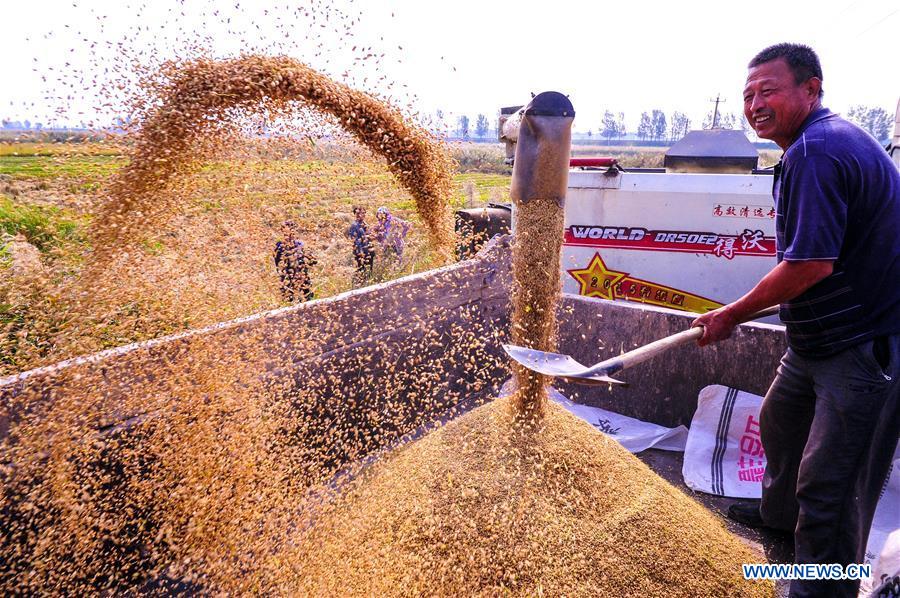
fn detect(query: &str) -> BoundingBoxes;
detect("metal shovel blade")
[501,344,626,386]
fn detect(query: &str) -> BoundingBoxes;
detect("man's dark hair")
[749,43,824,98]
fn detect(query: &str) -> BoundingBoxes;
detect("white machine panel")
[561,170,777,314]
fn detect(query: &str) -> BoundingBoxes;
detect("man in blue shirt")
[693,43,900,597]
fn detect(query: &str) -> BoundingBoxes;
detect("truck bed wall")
[556,297,787,428]
[0,239,513,467]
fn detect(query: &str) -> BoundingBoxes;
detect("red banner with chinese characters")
[737,413,766,483]
[564,226,775,260]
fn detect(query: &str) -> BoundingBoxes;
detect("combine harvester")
[3,95,899,594]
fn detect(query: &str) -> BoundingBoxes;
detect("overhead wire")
[856,6,899,37]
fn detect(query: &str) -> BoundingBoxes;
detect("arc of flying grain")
[93,55,455,261]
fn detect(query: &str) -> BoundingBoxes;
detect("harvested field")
[0,143,511,374]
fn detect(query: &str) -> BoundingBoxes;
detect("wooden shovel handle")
[587,305,779,376]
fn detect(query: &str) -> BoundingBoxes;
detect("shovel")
[502,305,779,386]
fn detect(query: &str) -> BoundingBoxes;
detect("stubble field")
[0,140,511,375]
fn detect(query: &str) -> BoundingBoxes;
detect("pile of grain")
[285,396,772,597]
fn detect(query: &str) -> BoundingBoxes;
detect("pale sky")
[2,0,898,134]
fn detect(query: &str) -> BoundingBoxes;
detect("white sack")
[549,388,688,453]
[682,384,767,499]
[681,384,899,597]
[498,378,688,453]
[862,529,900,598]
[860,442,900,597]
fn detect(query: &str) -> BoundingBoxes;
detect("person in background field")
[346,205,375,279]
[373,206,411,262]
[692,43,900,598]
[274,220,316,303]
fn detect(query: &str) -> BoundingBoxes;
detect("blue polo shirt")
[774,107,900,357]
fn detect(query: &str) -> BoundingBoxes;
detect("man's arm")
[691,259,833,346]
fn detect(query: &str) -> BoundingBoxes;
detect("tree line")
[5,104,896,144]
[433,111,494,140]
[435,104,895,143]
[846,105,894,141]
[592,109,745,144]
[591,104,894,144]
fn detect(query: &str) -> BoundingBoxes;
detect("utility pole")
[709,94,725,129]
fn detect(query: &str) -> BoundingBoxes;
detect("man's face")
[743,58,821,150]
[354,209,365,222]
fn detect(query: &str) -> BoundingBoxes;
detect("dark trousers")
[354,250,374,277]
[759,335,900,598]
[280,278,312,303]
